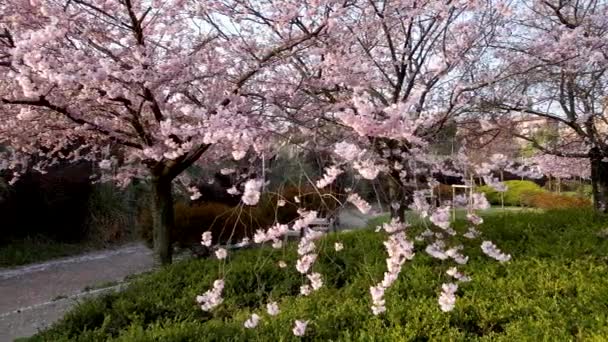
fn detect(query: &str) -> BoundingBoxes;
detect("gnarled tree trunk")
[151,175,174,265]
[590,147,608,213]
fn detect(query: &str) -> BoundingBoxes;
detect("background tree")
[0,0,328,264]
[293,0,506,220]
[482,0,608,211]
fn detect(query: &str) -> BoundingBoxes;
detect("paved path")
[337,205,385,231]
[0,243,154,342]
[0,207,384,342]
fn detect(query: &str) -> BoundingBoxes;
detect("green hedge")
[26,209,608,341]
[477,180,545,206]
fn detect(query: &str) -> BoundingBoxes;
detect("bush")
[140,202,265,250]
[140,186,343,252]
[278,186,343,220]
[521,192,592,209]
[478,180,545,206]
[29,209,608,341]
[85,182,148,245]
[0,162,93,244]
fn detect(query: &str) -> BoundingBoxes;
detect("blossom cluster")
[481,241,511,262]
[409,193,511,311]
[296,227,325,295]
[438,283,458,312]
[316,165,343,189]
[196,279,225,311]
[347,193,372,214]
[253,223,289,246]
[241,178,264,205]
[370,218,415,315]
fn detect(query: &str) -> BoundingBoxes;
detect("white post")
[452,186,456,222]
[261,152,266,192]
[500,170,505,210]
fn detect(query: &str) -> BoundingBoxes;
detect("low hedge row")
[477,180,591,209]
[521,192,592,209]
[477,180,545,206]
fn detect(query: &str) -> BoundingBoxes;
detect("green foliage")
[28,209,608,341]
[0,237,91,267]
[0,182,147,267]
[85,182,148,245]
[520,127,559,158]
[477,180,545,206]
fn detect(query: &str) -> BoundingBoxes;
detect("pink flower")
[242,178,263,205]
[214,248,227,260]
[307,272,323,290]
[98,159,112,170]
[316,165,343,188]
[201,232,212,247]
[369,285,386,315]
[438,283,458,312]
[296,253,317,274]
[196,279,224,311]
[244,313,260,328]
[300,284,312,296]
[266,301,280,316]
[347,193,371,214]
[430,207,451,229]
[481,241,511,262]
[292,320,308,336]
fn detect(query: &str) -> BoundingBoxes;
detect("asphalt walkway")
[0,206,384,341]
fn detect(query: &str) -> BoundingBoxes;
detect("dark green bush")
[29,209,608,341]
[0,162,93,244]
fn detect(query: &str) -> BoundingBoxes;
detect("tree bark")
[151,175,174,265]
[388,177,407,222]
[590,147,608,213]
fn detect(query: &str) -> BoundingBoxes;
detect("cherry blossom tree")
[532,154,591,180]
[288,0,507,220]
[0,0,329,264]
[481,0,608,211]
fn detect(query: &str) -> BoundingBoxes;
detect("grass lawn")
[367,206,542,227]
[0,237,95,268]
[24,209,608,341]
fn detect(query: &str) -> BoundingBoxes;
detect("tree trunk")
[151,175,174,265]
[388,177,407,222]
[590,148,608,213]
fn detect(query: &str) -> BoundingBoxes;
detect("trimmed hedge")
[477,180,545,206]
[521,192,592,209]
[27,209,608,341]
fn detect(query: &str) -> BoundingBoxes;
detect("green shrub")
[85,182,147,245]
[478,180,545,206]
[29,209,608,341]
